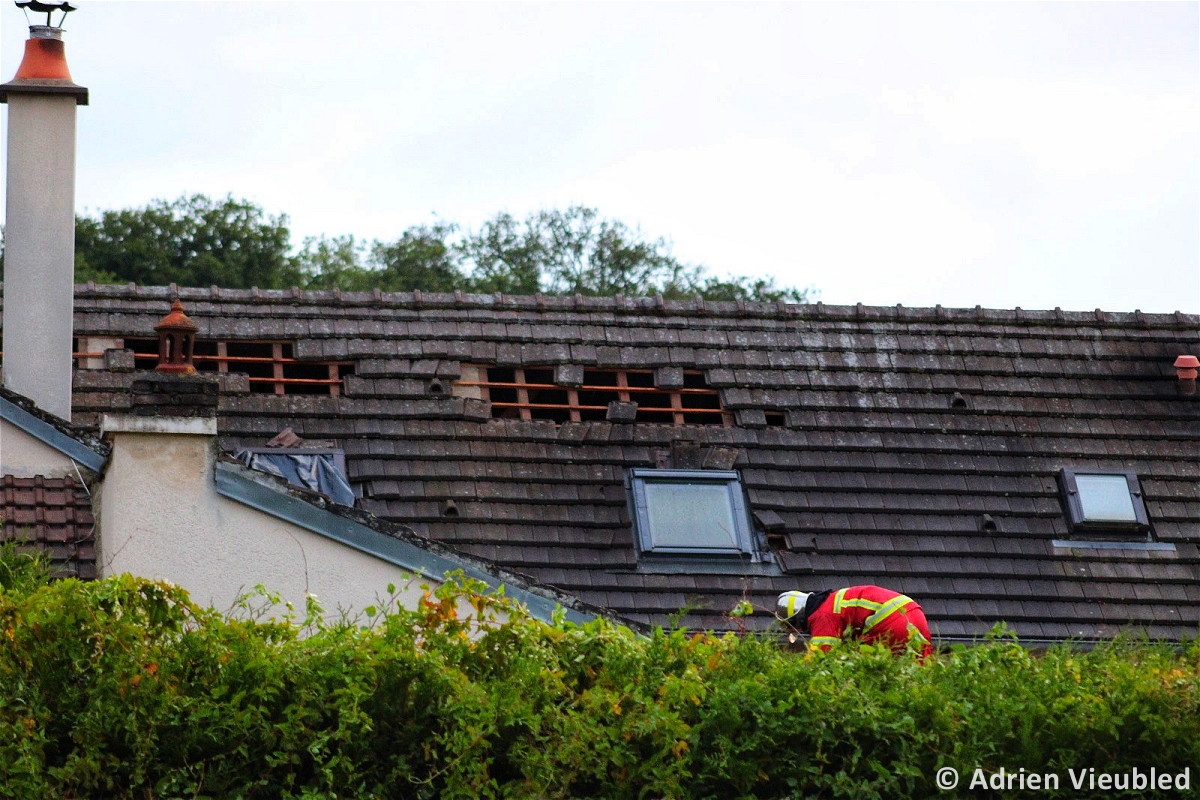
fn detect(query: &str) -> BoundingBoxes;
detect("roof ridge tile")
[8,283,1190,328]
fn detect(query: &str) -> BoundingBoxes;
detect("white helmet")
[776,590,812,622]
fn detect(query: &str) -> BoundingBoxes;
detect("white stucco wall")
[3,94,78,421]
[96,416,437,621]
[1,417,80,478]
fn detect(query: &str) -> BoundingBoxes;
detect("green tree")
[459,212,545,294]
[527,206,691,296]
[690,274,811,303]
[369,222,466,292]
[456,206,813,301]
[73,194,300,289]
[56,194,813,301]
[298,224,466,293]
[294,234,370,290]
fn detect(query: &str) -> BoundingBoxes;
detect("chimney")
[1,1,88,421]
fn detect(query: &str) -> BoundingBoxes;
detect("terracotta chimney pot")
[154,300,200,375]
[13,31,75,82]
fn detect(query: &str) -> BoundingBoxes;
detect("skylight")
[629,468,754,556]
[1059,468,1150,537]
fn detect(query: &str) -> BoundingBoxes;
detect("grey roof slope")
[4,283,1198,642]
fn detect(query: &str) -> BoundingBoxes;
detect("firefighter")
[776,585,933,659]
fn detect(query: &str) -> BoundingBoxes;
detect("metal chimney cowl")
[0,2,88,104]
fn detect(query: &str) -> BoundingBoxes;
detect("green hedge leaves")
[1,572,1197,798]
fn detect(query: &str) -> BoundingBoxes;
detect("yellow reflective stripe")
[832,588,847,613]
[787,594,801,619]
[863,594,916,632]
[830,587,888,614]
[810,636,840,648]
[842,599,883,611]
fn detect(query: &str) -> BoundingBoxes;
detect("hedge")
[1,547,1197,799]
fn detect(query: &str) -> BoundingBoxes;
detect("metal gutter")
[213,460,597,627]
[0,394,107,472]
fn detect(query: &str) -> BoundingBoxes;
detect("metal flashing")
[0,394,106,472]
[1052,540,1177,553]
[213,460,596,626]
[635,560,782,576]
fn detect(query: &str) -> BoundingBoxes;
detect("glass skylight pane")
[643,482,738,550]
[1076,474,1138,522]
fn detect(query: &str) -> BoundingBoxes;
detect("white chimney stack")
[1,1,88,421]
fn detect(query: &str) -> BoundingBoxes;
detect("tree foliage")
[297,224,468,294]
[462,207,692,297]
[72,195,300,289]
[30,195,814,302]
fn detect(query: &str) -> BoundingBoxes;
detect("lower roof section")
[1,474,97,579]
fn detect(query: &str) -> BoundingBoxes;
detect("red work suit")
[806,585,933,659]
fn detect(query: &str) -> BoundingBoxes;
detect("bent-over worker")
[776,585,933,659]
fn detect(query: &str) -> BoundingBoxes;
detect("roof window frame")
[1058,468,1151,539]
[628,468,756,558]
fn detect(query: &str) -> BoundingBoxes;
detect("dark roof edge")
[933,635,1192,652]
[7,282,1194,329]
[0,387,109,472]
[213,459,641,632]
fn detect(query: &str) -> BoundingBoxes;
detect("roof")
[1,474,97,578]
[4,283,1199,641]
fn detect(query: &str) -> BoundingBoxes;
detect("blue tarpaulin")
[234,449,356,507]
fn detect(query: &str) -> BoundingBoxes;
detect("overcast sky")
[2,2,1197,313]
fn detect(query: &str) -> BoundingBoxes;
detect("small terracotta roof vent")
[154,300,199,375]
[1174,355,1199,396]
